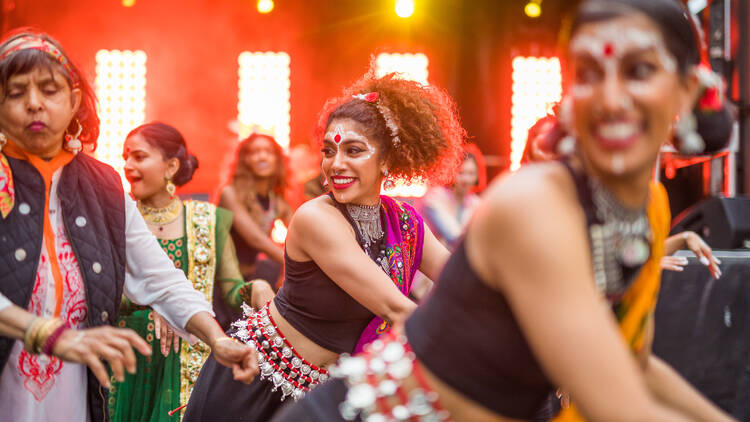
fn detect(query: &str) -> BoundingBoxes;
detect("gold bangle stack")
[23,317,64,354]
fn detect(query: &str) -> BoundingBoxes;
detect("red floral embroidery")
[17,352,63,402]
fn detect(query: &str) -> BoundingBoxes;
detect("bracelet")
[34,318,63,354]
[23,317,44,353]
[56,331,85,357]
[212,336,238,347]
[42,321,71,355]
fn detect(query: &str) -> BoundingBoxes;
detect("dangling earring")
[0,132,6,152]
[165,176,176,198]
[63,118,83,155]
[383,169,396,190]
[674,112,704,154]
[322,177,329,190]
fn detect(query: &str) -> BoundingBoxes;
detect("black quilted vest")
[0,152,126,422]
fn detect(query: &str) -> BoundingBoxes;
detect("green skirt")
[108,309,182,422]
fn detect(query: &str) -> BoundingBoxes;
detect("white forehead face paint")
[323,123,377,161]
[570,24,678,106]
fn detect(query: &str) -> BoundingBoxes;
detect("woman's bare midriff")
[268,300,341,369]
[268,307,531,422]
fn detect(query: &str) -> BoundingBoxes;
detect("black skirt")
[183,353,291,422]
[270,378,351,422]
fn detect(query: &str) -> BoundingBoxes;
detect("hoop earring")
[64,118,83,155]
[165,177,176,198]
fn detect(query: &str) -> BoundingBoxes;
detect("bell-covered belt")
[233,302,329,401]
[331,331,452,421]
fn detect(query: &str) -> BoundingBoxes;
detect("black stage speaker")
[670,196,750,249]
[654,251,750,419]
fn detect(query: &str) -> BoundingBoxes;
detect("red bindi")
[603,43,614,57]
[334,134,341,143]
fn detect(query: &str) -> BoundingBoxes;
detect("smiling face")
[123,133,178,201]
[0,66,81,158]
[242,135,279,179]
[321,118,384,205]
[568,12,697,181]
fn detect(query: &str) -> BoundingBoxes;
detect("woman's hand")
[660,256,689,272]
[153,311,180,356]
[52,326,151,388]
[683,232,722,279]
[248,279,275,310]
[211,336,258,384]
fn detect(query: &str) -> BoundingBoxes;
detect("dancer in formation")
[183,72,465,421]
[0,30,256,421]
[109,122,274,421]
[273,1,735,421]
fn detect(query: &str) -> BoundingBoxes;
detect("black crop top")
[406,161,648,419]
[274,194,384,354]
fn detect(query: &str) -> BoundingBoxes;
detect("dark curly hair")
[0,28,99,149]
[127,122,198,186]
[317,71,466,185]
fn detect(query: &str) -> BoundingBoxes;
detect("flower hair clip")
[352,92,401,147]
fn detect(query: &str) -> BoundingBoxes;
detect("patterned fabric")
[0,35,77,81]
[0,153,13,219]
[108,237,187,422]
[179,201,216,417]
[353,195,425,354]
[110,201,218,422]
[552,182,670,422]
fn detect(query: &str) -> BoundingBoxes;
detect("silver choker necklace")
[588,177,651,296]
[346,201,384,254]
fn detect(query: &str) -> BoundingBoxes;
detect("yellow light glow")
[237,52,291,149]
[257,0,274,14]
[121,0,135,7]
[395,0,415,18]
[510,56,561,172]
[95,49,147,190]
[271,218,287,243]
[524,2,542,18]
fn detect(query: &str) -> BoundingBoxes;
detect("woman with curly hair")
[214,132,292,328]
[272,0,736,421]
[183,72,465,422]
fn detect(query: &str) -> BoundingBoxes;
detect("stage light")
[510,56,561,172]
[95,49,147,189]
[257,0,274,14]
[395,0,415,18]
[374,52,428,85]
[524,1,542,18]
[121,0,135,7]
[238,51,291,149]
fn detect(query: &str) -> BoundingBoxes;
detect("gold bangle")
[212,336,238,347]
[34,318,63,354]
[23,317,43,353]
[30,318,52,354]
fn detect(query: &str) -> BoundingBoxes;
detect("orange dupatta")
[3,140,74,317]
[552,181,671,422]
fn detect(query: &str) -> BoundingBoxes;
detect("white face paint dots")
[323,123,377,161]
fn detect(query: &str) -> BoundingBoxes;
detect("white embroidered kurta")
[0,169,213,421]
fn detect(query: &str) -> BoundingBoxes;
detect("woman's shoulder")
[482,161,575,211]
[290,195,342,227]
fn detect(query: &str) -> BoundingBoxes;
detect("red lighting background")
[0,0,570,196]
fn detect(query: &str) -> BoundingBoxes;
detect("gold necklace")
[137,198,182,225]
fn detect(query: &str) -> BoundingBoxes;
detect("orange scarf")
[3,140,74,317]
[552,181,671,422]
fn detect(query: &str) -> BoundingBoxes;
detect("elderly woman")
[0,30,256,421]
